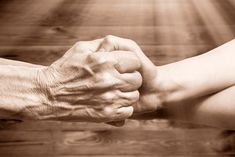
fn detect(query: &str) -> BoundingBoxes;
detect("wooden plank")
[0,26,234,46]
[0,128,233,156]
[0,129,229,156]
[0,0,234,26]
[0,119,212,132]
[54,129,224,155]
[0,145,54,156]
[0,131,54,143]
[0,120,170,131]
[0,130,59,156]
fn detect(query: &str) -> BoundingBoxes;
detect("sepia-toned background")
[0,0,235,156]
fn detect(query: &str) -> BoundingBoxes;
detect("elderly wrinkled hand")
[36,40,142,122]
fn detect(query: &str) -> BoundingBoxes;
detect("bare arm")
[0,58,46,119]
[98,36,235,129]
[134,84,235,129]
[157,39,235,103]
[0,65,46,119]
[151,40,235,129]
[164,85,235,129]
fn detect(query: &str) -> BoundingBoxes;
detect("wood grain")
[0,25,234,46]
[0,128,227,156]
[0,0,234,26]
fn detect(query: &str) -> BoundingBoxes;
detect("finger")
[94,51,141,73]
[116,71,142,92]
[116,106,134,120]
[118,90,140,107]
[98,35,139,52]
[112,51,140,73]
[132,99,157,114]
[86,38,105,52]
[97,36,157,85]
[97,35,116,52]
[91,71,143,92]
[72,38,104,54]
[105,106,133,122]
[106,120,125,127]
[61,38,105,60]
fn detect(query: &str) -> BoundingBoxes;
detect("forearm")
[135,86,235,129]
[156,39,235,104]
[0,58,44,68]
[150,39,235,129]
[0,65,48,119]
[164,85,235,129]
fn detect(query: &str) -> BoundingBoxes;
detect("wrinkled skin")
[37,40,142,122]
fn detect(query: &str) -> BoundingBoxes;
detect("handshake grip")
[37,45,143,122]
[21,35,159,124]
[8,36,235,129]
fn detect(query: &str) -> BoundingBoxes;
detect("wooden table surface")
[0,0,235,156]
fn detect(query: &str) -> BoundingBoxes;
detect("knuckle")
[134,72,143,88]
[104,35,115,43]
[114,63,125,73]
[100,72,117,85]
[86,53,103,64]
[101,72,112,81]
[102,107,115,118]
[133,91,140,101]
[105,35,115,39]
[101,92,115,101]
[129,91,140,103]
[74,41,89,53]
[75,41,85,48]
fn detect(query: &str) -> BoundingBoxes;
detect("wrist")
[155,65,191,107]
[16,66,54,120]
[0,65,51,120]
[33,66,56,119]
[154,65,181,107]
[21,66,53,120]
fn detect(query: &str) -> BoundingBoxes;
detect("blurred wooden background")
[0,0,235,156]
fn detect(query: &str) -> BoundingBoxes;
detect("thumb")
[98,35,157,87]
[97,36,117,52]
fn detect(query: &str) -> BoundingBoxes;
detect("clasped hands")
[36,35,160,123]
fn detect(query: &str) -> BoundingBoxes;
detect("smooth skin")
[98,35,235,129]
